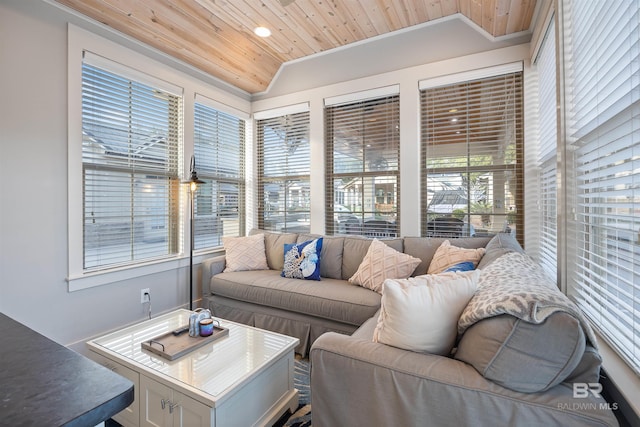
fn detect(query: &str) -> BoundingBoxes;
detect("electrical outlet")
[141,288,150,304]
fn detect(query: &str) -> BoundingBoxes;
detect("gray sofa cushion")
[250,229,298,271]
[455,313,585,393]
[210,269,381,326]
[341,237,403,280]
[565,345,602,384]
[476,232,524,269]
[350,310,379,340]
[404,236,492,276]
[297,233,344,280]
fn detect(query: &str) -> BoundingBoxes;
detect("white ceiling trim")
[253,102,310,120]
[83,50,183,96]
[194,93,250,120]
[418,61,524,90]
[324,84,400,107]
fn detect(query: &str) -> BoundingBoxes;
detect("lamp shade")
[183,155,206,185]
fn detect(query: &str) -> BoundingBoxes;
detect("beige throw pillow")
[348,239,421,293]
[223,234,269,272]
[373,270,480,355]
[427,240,485,274]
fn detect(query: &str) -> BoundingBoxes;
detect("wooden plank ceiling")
[56,0,537,94]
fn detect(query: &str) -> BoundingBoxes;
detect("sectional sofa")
[201,230,618,427]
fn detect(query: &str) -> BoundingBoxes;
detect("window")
[81,56,182,271]
[256,107,310,233]
[536,19,558,280]
[563,0,640,373]
[325,90,400,237]
[420,69,524,241]
[193,98,246,249]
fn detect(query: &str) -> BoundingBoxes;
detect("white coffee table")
[87,309,299,427]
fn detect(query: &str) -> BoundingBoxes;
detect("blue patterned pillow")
[281,238,323,281]
[444,261,476,273]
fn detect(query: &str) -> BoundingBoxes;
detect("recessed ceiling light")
[254,26,272,37]
[449,108,458,113]
[451,117,458,123]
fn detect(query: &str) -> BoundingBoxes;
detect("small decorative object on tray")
[199,318,214,336]
[189,308,212,337]
[141,310,229,361]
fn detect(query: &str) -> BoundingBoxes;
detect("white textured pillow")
[427,240,485,274]
[348,239,421,293]
[223,234,269,272]
[373,270,480,355]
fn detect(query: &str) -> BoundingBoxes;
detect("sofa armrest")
[201,255,226,297]
[310,333,618,427]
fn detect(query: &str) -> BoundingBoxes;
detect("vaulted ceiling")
[55,0,538,94]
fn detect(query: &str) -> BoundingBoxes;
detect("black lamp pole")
[184,155,205,311]
[189,187,195,310]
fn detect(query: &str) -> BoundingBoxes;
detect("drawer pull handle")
[169,402,180,414]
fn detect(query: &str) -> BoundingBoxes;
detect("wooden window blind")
[564,0,640,374]
[81,61,182,270]
[256,110,310,233]
[193,100,245,249]
[420,71,524,242]
[325,94,400,237]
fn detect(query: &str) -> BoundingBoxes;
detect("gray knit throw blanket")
[458,251,598,348]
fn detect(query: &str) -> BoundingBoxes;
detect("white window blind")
[564,0,640,374]
[325,94,400,237]
[539,157,557,277]
[256,110,310,233]
[420,71,524,241]
[81,62,182,270]
[193,101,245,249]
[537,19,558,280]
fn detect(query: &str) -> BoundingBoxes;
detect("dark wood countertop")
[0,312,134,426]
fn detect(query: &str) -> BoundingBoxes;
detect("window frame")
[255,104,311,234]
[67,25,253,291]
[80,58,183,272]
[324,86,401,237]
[419,64,525,242]
[193,94,248,250]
